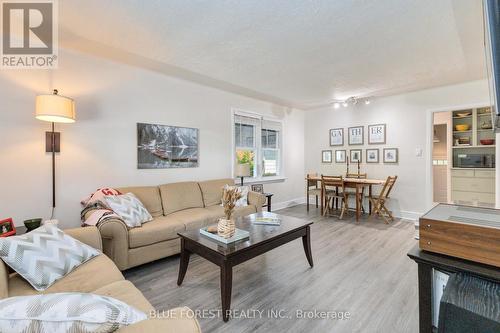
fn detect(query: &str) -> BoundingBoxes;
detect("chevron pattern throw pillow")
[0,224,100,291]
[0,292,147,333]
[104,193,153,228]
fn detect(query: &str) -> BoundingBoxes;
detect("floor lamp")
[35,89,76,218]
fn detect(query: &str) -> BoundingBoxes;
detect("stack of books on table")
[252,217,281,226]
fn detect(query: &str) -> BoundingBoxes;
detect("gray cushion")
[0,292,147,333]
[105,193,153,228]
[0,225,100,291]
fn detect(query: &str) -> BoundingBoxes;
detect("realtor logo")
[1,0,58,68]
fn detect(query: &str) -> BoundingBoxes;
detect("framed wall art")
[137,123,199,169]
[350,149,362,163]
[335,150,346,163]
[368,124,386,144]
[322,150,333,163]
[251,184,264,194]
[383,148,399,163]
[329,128,344,146]
[0,218,16,237]
[366,149,379,163]
[348,126,364,145]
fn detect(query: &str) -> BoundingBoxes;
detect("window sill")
[236,176,287,185]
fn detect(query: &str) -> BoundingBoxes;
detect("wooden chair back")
[378,176,398,199]
[307,173,319,189]
[321,175,345,193]
[346,173,367,179]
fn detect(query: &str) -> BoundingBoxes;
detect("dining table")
[306,176,386,221]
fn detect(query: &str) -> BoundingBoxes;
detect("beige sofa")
[95,178,266,271]
[0,227,201,333]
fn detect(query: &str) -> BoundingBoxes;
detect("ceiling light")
[365,100,371,105]
[333,103,340,109]
[342,102,348,107]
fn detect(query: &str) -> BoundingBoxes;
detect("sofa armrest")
[65,226,102,251]
[248,191,266,212]
[118,307,201,333]
[0,260,9,299]
[98,219,130,271]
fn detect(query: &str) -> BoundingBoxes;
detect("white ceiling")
[59,0,486,109]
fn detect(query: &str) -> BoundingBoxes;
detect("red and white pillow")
[81,188,122,206]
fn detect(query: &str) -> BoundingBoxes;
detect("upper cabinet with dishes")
[452,107,496,169]
[452,107,495,148]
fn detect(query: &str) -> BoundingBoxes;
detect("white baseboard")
[395,210,422,222]
[271,197,306,211]
[272,197,422,223]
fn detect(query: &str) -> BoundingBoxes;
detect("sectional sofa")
[0,226,201,332]
[92,178,266,270]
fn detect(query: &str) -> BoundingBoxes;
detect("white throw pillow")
[104,193,153,228]
[0,224,100,291]
[222,185,249,207]
[0,292,147,333]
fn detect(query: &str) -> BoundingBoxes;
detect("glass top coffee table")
[177,212,314,322]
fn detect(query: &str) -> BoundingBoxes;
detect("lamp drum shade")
[235,163,251,177]
[36,94,76,123]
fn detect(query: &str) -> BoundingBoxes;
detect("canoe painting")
[137,123,199,169]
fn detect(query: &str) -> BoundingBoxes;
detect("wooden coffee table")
[177,212,314,322]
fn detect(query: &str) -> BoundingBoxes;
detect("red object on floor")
[0,218,16,237]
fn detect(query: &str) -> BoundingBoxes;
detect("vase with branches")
[218,186,242,238]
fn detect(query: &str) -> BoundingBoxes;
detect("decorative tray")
[199,226,249,244]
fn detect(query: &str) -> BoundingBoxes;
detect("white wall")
[305,80,495,219]
[0,49,305,228]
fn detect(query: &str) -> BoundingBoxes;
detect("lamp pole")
[51,121,56,209]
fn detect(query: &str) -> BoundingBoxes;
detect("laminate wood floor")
[124,205,419,333]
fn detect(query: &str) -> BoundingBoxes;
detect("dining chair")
[322,175,349,219]
[367,176,398,223]
[345,173,368,213]
[306,173,321,211]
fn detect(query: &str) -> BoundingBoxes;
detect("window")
[233,112,283,180]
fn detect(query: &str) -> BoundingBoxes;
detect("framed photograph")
[335,149,346,163]
[366,149,379,163]
[383,148,399,163]
[329,128,344,146]
[0,218,16,237]
[137,123,199,169]
[348,126,364,145]
[350,149,362,163]
[322,150,333,163]
[251,184,264,194]
[368,124,386,144]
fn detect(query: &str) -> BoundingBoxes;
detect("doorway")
[433,123,448,203]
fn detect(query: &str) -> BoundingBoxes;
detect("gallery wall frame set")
[329,128,344,146]
[368,124,386,144]
[366,149,379,163]
[322,150,333,163]
[350,149,362,163]
[348,126,364,145]
[330,124,387,146]
[323,148,398,164]
[383,148,399,163]
[335,150,346,163]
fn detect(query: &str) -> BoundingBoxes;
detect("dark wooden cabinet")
[408,245,500,333]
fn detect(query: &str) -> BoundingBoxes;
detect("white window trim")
[231,108,286,184]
